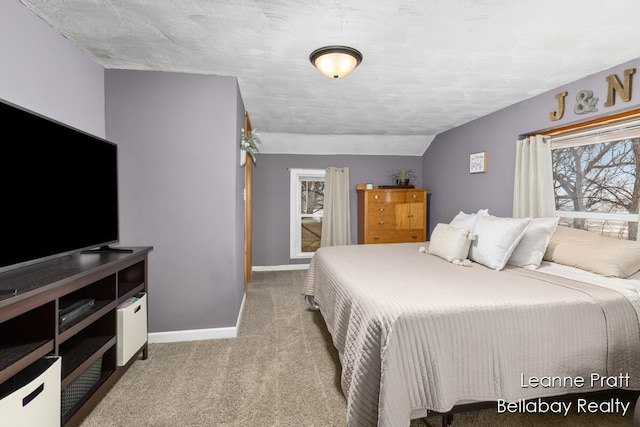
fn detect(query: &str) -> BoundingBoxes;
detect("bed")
[302,217,640,427]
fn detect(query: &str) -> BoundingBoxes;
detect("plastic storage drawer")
[117,293,147,366]
[0,356,61,427]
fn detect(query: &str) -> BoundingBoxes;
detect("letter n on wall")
[604,68,635,107]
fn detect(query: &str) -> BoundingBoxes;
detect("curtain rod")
[524,107,640,139]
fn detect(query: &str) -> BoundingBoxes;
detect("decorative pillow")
[508,217,559,269]
[427,223,473,263]
[543,226,640,278]
[468,215,531,270]
[449,209,489,229]
[629,269,640,281]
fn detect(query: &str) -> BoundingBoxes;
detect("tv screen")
[0,99,119,272]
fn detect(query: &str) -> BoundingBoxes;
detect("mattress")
[302,242,640,427]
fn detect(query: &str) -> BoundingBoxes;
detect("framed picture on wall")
[469,151,487,174]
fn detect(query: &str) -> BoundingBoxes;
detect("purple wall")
[6,0,640,329]
[1,1,247,335]
[2,0,247,334]
[0,1,105,137]
[105,70,245,332]
[252,154,423,266]
[423,58,640,227]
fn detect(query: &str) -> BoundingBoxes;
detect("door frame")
[243,112,253,289]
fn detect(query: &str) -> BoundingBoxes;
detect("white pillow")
[449,209,489,229]
[428,223,472,263]
[508,217,559,269]
[469,215,532,270]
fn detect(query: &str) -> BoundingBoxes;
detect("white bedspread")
[302,242,640,427]
[536,261,640,320]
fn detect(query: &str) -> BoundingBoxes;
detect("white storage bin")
[117,293,147,366]
[0,356,61,427]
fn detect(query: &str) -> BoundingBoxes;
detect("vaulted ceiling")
[19,0,640,155]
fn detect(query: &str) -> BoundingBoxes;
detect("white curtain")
[321,167,352,247]
[513,135,555,218]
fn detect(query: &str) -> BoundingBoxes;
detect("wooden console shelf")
[0,246,152,426]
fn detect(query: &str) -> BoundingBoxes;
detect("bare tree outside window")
[289,168,325,258]
[300,180,324,252]
[552,137,640,240]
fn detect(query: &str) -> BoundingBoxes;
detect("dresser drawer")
[366,221,395,232]
[367,191,405,203]
[396,229,425,242]
[369,203,393,215]
[366,209,395,228]
[364,230,417,243]
[365,230,397,243]
[406,191,425,202]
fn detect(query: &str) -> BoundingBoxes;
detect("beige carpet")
[80,270,637,426]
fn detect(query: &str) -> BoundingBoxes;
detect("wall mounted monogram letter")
[604,67,635,107]
[547,67,635,122]
[549,91,567,121]
[574,90,598,115]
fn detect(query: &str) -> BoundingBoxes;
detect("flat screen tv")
[0,98,120,272]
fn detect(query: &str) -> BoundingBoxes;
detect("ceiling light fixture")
[309,46,363,79]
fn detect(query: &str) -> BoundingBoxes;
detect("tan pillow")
[428,223,472,263]
[543,226,640,278]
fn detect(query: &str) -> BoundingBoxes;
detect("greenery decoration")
[241,128,261,165]
[390,169,416,184]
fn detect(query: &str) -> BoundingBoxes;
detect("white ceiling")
[18,0,640,155]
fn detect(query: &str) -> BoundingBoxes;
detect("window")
[290,169,325,258]
[550,121,640,240]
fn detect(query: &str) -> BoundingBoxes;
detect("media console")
[0,246,152,426]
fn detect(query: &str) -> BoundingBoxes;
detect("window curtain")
[321,167,352,247]
[513,135,555,218]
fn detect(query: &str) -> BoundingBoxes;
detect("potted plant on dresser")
[390,169,415,186]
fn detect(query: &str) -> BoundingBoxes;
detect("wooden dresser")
[357,187,428,244]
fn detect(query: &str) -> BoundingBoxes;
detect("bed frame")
[304,242,640,427]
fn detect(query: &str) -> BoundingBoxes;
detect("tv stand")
[82,245,134,254]
[0,246,152,426]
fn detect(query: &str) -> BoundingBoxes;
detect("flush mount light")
[309,46,363,79]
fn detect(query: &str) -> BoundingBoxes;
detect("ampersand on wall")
[574,90,598,114]
[547,68,634,122]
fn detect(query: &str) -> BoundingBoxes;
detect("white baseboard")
[148,327,236,343]
[148,292,246,344]
[252,264,309,271]
[235,290,246,331]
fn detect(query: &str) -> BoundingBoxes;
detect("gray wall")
[105,70,245,333]
[6,0,640,331]
[0,1,105,136]
[252,154,423,266]
[423,58,640,226]
[0,1,244,332]
[2,0,247,334]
